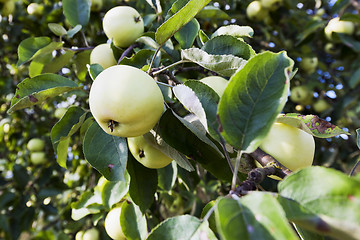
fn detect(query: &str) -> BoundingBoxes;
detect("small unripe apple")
[128,135,173,169]
[290,86,313,105]
[90,44,117,69]
[30,152,47,165]
[54,107,67,119]
[324,17,355,41]
[27,3,44,16]
[246,1,269,22]
[200,76,228,97]
[103,6,144,48]
[313,99,331,113]
[299,57,318,75]
[105,206,126,240]
[75,231,85,240]
[259,122,315,173]
[27,138,45,152]
[90,0,103,12]
[82,228,99,240]
[89,65,164,137]
[1,0,15,16]
[260,0,282,11]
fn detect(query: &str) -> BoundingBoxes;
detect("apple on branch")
[200,76,228,97]
[90,43,117,69]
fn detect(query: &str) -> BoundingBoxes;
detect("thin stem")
[152,60,191,76]
[81,31,89,47]
[232,151,243,191]
[147,46,162,74]
[118,43,139,63]
[350,158,360,176]
[67,46,94,51]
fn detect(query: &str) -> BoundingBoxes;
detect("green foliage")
[1,0,360,239]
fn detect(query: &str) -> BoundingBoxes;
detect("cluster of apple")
[246,0,282,22]
[26,138,47,165]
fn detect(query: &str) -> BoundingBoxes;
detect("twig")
[118,43,139,63]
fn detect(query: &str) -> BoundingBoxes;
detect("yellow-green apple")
[290,85,313,105]
[27,138,45,152]
[246,1,269,22]
[299,57,318,75]
[128,135,173,169]
[75,231,84,240]
[1,0,15,16]
[82,228,99,240]
[30,152,47,165]
[258,122,315,174]
[90,44,117,69]
[27,3,44,16]
[260,0,282,11]
[103,6,144,48]
[89,65,164,137]
[90,0,102,11]
[324,17,355,41]
[104,206,126,240]
[200,76,228,97]
[313,98,331,113]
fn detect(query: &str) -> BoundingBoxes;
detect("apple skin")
[90,44,117,69]
[200,76,228,97]
[27,3,44,16]
[104,206,126,240]
[313,99,331,113]
[27,138,45,152]
[128,135,173,169]
[290,86,313,105]
[30,152,47,165]
[103,6,144,48]
[89,65,164,137]
[300,57,318,75]
[259,122,315,174]
[75,231,85,240]
[246,1,269,22]
[261,0,282,11]
[325,17,355,41]
[82,228,99,240]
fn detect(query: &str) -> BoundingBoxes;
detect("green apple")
[1,0,15,16]
[258,122,314,178]
[27,3,44,16]
[324,17,355,41]
[90,44,117,69]
[27,138,45,152]
[75,230,85,240]
[128,135,173,169]
[103,6,144,48]
[290,85,313,105]
[200,76,228,97]
[104,206,126,240]
[260,0,282,11]
[30,152,47,165]
[246,1,269,22]
[89,65,164,137]
[313,99,331,113]
[299,57,318,75]
[82,228,99,240]
[90,0,103,12]
[54,107,67,119]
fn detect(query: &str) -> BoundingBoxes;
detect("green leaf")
[71,191,103,221]
[29,52,53,78]
[83,121,128,181]
[101,173,130,209]
[17,37,63,66]
[276,113,350,138]
[51,106,87,168]
[349,68,360,89]
[74,50,91,81]
[338,34,360,53]
[48,23,67,37]
[218,51,294,153]
[159,109,235,182]
[120,201,148,240]
[88,64,104,81]
[155,0,211,45]
[216,193,299,240]
[67,25,82,38]
[62,0,90,27]
[119,49,155,68]
[7,74,78,114]
[181,48,248,77]
[127,153,157,213]
[211,25,254,39]
[279,167,360,239]
[147,215,217,240]
[202,35,256,60]
[295,19,325,45]
[196,6,231,20]
[174,19,200,49]
[42,50,75,74]
[158,161,178,191]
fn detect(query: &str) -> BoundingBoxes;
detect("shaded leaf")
[158,162,177,191]
[182,48,247,77]
[349,68,360,89]
[62,0,90,27]
[71,191,103,221]
[218,51,294,153]
[8,74,78,114]
[196,6,230,20]
[83,122,128,181]
[174,19,200,49]
[119,49,155,68]
[88,64,104,81]
[120,201,147,240]
[296,20,325,45]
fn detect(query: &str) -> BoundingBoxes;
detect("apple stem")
[231,151,243,191]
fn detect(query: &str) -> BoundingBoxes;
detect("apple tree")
[1,0,360,239]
